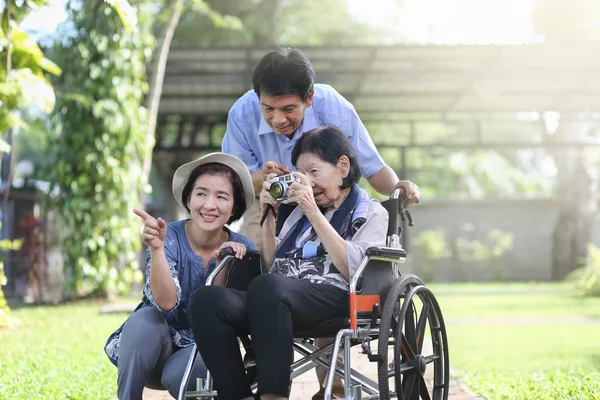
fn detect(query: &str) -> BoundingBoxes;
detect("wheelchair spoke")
[389,360,418,377]
[400,334,416,361]
[404,304,418,357]
[415,302,430,354]
[423,354,439,365]
[419,377,431,400]
[402,374,417,400]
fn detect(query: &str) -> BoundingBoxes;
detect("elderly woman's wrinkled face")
[296,152,350,209]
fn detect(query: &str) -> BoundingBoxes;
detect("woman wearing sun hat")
[104,152,256,400]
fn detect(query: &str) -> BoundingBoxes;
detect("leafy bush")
[567,243,600,297]
[0,222,23,328]
[412,229,451,281]
[455,227,513,281]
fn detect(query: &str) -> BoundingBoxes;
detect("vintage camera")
[268,174,301,200]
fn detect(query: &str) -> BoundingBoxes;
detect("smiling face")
[296,152,350,209]
[186,173,234,233]
[259,92,314,137]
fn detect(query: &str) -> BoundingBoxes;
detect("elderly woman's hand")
[259,173,282,214]
[284,172,320,218]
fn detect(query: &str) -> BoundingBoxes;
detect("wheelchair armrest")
[365,246,407,261]
[206,255,235,286]
[206,249,262,286]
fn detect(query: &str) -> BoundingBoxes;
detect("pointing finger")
[133,208,153,221]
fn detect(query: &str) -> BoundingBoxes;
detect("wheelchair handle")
[219,246,236,258]
[391,186,407,204]
[392,186,415,227]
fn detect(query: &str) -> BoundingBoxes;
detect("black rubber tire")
[377,274,425,400]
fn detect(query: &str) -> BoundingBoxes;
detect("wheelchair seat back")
[224,250,262,290]
[355,197,404,314]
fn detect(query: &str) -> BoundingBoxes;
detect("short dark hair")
[181,163,247,225]
[291,126,361,189]
[252,47,315,101]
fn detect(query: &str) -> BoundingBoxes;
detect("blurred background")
[1,0,599,399]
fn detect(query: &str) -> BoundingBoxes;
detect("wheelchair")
[178,188,449,400]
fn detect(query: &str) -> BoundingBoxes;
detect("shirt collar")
[257,106,318,136]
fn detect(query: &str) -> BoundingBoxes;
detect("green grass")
[434,285,600,319]
[432,283,600,399]
[0,301,125,400]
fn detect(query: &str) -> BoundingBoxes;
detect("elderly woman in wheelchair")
[186,125,450,400]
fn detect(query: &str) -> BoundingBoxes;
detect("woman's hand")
[284,172,320,218]
[133,209,167,251]
[215,241,247,260]
[259,173,283,214]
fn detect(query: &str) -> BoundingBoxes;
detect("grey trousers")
[117,307,207,400]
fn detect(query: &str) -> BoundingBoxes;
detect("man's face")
[259,91,314,137]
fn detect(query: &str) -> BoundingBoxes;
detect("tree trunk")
[140,0,185,205]
[550,112,599,279]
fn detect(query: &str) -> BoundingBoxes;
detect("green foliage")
[364,118,555,200]
[103,0,138,31]
[13,111,52,182]
[412,229,451,282]
[456,228,514,262]
[455,227,513,281]
[412,226,513,281]
[566,243,600,297]
[173,0,384,46]
[0,221,23,328]
[0,0,60,328]
[0,0,61,142]
[48,1,152,297]
[413,230,451,260]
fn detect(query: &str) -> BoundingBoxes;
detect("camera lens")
[269,182,285,199]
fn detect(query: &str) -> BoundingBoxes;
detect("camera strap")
[259,204,277,227]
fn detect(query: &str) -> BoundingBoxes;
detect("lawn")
[0,284,599,399]
[0,300,128,400]
[433,283,600,400]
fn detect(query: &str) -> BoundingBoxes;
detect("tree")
[49,0,153,297]
[0,0,60,326]
[173,0,385,46]
[533,1,600,278]
[548,114,599,279]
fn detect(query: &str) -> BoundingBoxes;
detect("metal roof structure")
[157,44,600,121]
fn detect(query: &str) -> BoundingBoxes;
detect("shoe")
[311,381,345,400]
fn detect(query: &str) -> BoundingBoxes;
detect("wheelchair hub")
[414,354,427,376]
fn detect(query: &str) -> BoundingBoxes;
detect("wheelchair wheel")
[377,274,449,400]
